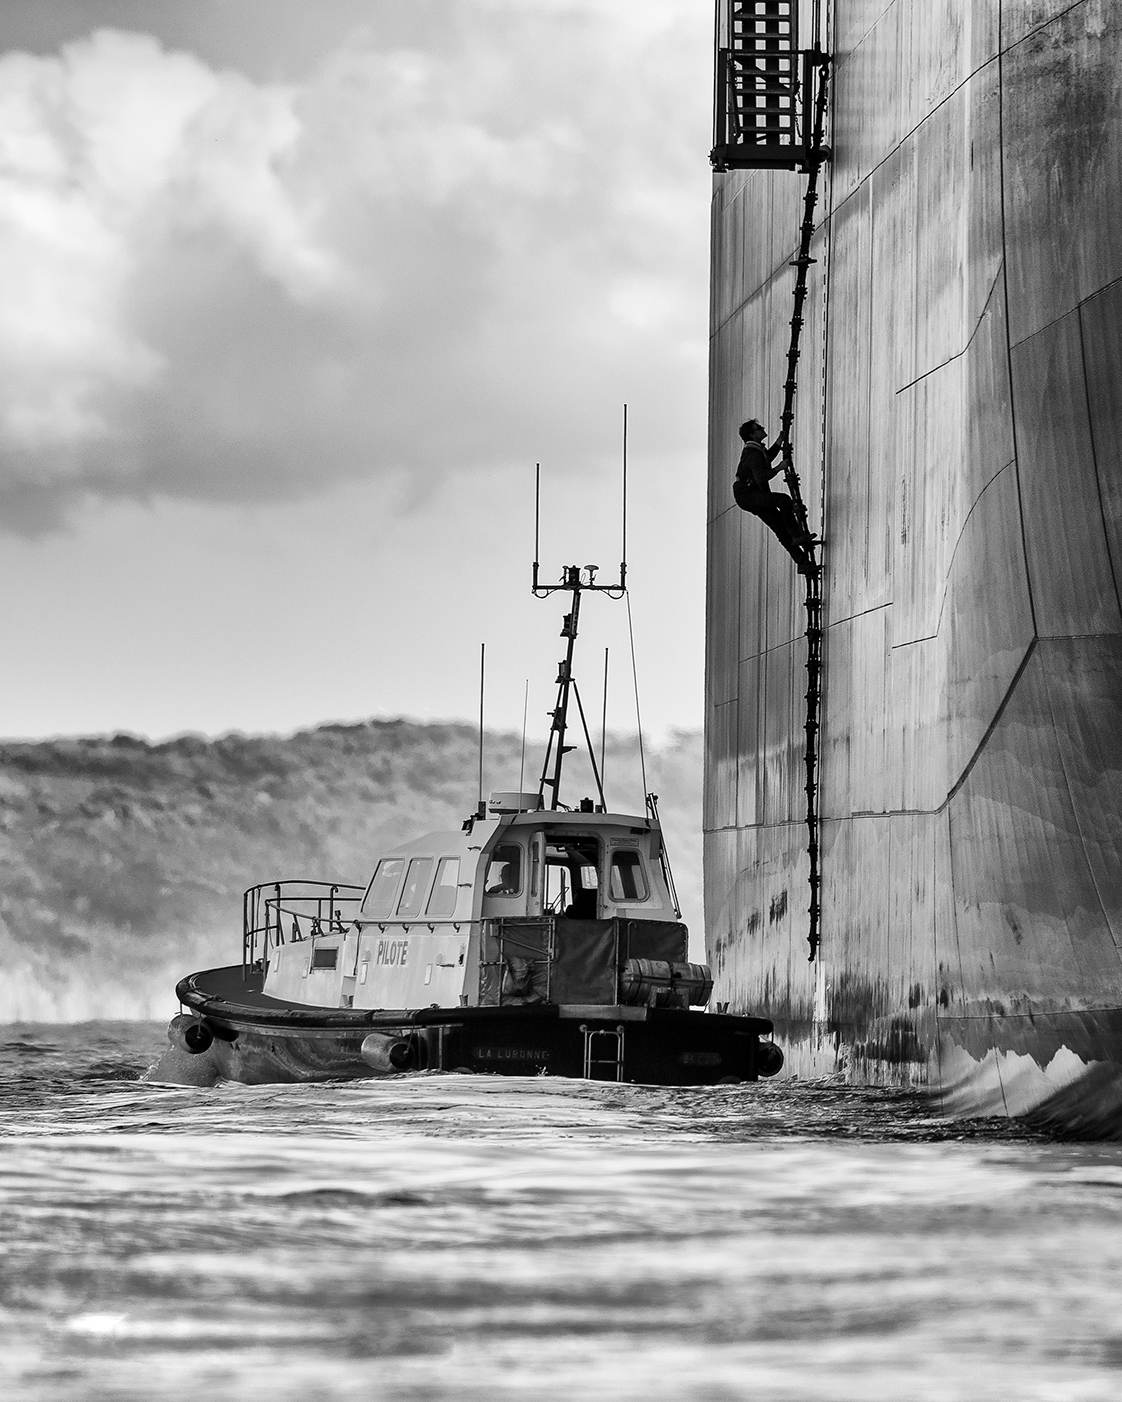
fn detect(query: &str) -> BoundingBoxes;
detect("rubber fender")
[360,1032,416,1073]
[756,1040,784,1078]
[167,1013,214,1056]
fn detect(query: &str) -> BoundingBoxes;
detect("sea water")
[2,1024,1122,1401]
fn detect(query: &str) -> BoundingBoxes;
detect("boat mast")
[539,565,584,809]
[532,454,626,811]
[534,565,623,811]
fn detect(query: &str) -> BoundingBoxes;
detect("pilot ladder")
[712,2,832,962]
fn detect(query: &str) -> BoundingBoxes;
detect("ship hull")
[705,2,1122,1131]
[152,965,780,1087]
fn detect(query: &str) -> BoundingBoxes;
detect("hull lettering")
[375,939,410,968]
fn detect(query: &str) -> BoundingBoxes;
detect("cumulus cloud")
[0,3,710,529]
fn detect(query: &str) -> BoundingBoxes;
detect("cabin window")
[609,850,648,902]
[485,845,522,896]
[426,857,461,917]
[363,858,404,918]
[311,946,339,970]
[397,858,434,918]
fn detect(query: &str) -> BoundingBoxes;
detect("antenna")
[600,646,609,792]
[477,642,486,815]
[531,433,625,600]
[519,678,529,795]
[621,404,628,592]
[529,415,629,806]
[533,462,541,592]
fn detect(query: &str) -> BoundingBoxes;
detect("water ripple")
[1,1023,1121,1401]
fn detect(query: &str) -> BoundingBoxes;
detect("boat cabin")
[255,791,700,1014]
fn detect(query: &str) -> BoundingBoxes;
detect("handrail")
[710,1,806,172]
[479,916,554,1007]
[242,880,365,971]
[646,792,681,919]
[354,917,473,928]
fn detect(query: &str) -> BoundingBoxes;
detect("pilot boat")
[159,562,784,1086]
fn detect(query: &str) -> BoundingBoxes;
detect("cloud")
[0,4,710,530]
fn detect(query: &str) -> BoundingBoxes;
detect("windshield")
[426,857,461,916]
[396,858,434,918]
[362,858,404,918]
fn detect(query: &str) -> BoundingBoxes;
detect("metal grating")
[712,1,806,171]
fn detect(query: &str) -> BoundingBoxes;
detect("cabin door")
[340,926,361,1008]
[542,834,601,919]
[526,832,545,916]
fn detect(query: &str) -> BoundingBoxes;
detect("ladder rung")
[729,64,796,81]
[731,77,796,94]
[731,21,794,34]
[733,96,797,111]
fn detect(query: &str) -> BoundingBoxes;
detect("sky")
[0,0,713,744]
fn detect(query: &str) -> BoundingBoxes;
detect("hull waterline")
[155,965,780,1088]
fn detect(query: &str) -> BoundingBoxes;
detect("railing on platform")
[478,917,554,1007]
[711,1,813,171]
[242,880,366,971]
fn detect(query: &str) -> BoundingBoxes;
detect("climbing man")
[732,419,815,572]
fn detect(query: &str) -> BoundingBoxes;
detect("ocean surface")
[2,1024,1122,1401]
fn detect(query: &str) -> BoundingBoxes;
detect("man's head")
[739,419,766,443]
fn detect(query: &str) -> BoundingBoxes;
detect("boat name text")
[376,939,409,967]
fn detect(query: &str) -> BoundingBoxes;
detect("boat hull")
[154,965,780,1087]
[704,3,1122,1131]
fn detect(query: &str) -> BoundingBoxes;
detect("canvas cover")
[549,920,618,1005]
[619,920,688,965]
[477,917,690,1007]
